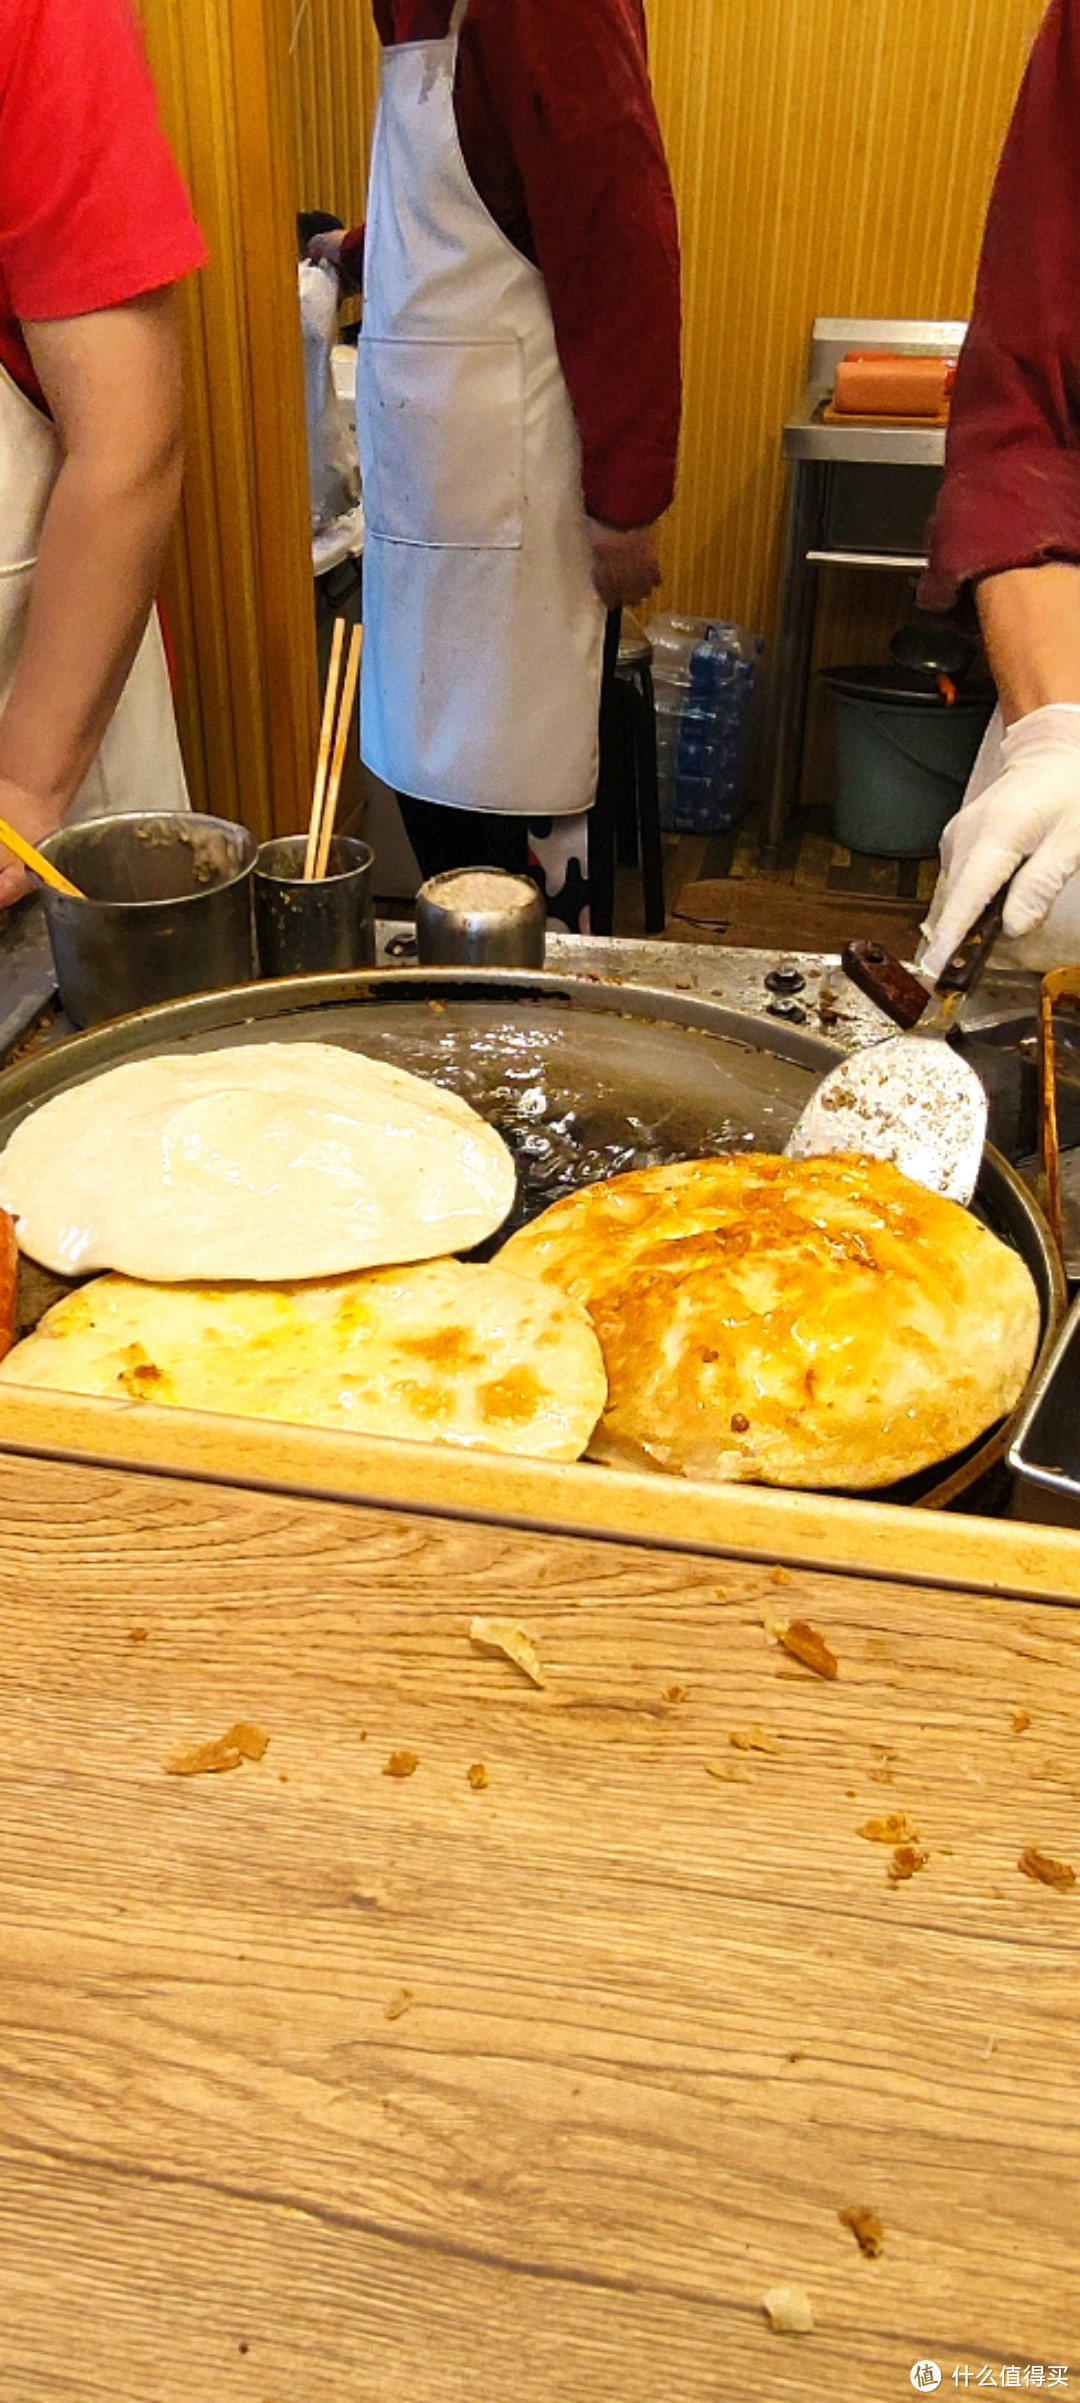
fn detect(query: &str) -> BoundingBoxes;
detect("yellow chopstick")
[0,814,84,899]
[314,625,363,881]
[304,615,347,880]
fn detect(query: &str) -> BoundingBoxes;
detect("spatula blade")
[785,1035,988,1205]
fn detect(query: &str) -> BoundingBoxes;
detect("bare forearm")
[0,443,182,808]
[976,562,1080,724]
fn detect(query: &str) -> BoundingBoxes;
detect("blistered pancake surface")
[499,1153,1041,1488]
[0,1042,516,1280]
[0,1256,607,1463]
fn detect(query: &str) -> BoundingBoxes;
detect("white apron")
[0,361,189,824]
[357,0,606,816]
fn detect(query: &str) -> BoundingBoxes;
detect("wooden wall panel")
[291,0,379,227]
[286,0,1046,663]
[137,0,319,841]
[647,0,1047,636]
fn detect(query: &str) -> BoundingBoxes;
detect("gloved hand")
[921,703,1080,980]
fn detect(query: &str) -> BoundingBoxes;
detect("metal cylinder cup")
[253,835,376,978]
[415,868,546,968]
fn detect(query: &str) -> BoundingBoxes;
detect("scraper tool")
[785,887,1007,1205]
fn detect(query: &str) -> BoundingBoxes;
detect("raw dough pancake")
[499,1153,1041,1489]
[0,1042,516,1281]
[0,1256,607,1464]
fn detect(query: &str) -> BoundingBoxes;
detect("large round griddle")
[0,968,1064,1511]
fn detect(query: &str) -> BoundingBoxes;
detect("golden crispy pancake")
[0,1256,607,1465]
[499,1154,1040,1488]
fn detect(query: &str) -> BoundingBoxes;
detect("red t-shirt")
[0,0,206,413]
[361,0,681,529]
[923,0,1080,608]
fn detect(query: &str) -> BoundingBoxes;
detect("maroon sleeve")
[473,0,681,528]
[922,0,1080,610]
[338,226,366,293]
[0,0,205,327]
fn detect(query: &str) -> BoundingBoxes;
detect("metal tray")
[0,967,1065,1512]
[1008,1291,1080,1528]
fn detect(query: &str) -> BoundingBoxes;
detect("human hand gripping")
[306,231,345,270]
[0,779,64,910]
[920,705,1080,979]
[585,518,661,612]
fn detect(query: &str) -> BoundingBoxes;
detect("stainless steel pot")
[36,812,257,1028]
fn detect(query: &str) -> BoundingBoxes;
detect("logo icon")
[910,2371,942,2394]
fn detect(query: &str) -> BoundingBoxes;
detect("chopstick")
[314,624,362,881]
[0,814,84,899]
[304,615,346,881]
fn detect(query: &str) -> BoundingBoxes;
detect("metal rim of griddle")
[0,966,1065,1513]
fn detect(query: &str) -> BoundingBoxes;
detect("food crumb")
[128,1628,148,1644]
[887,1843,929,1884]
[776,1620,838,1679]
[868,1767,895,1785]
[384,1751,419,1779]
[231,1723,270,1762]
[1019,1846,1076,1891]
[278,1772,289,1785]
[1011,1710,1031,1734]
[769,1567,792,1587]
[467,1762,488,1790]
[665,1684,688,1704]
[164,1722,270,1777]
[762,2284,813,2335]
[729,1726,783,1756]
[857,1813,920,1845]
[838,2205,884,2258]
[385,1987,414,2021]
[470,1615,545,1688]
[705,1758,753,1784]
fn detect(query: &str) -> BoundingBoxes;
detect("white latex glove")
[920,703,1080,979]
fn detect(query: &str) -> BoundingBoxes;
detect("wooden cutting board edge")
[1,1382,1078,1604]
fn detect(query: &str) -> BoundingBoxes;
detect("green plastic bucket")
[826,667,995,857]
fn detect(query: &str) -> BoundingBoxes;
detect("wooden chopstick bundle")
[304,618,362,881]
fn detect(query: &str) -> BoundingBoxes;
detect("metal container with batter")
[36,813,257,1028]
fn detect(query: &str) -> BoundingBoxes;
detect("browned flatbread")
[0,1256,607,1466]
[499,1154,1040,1489]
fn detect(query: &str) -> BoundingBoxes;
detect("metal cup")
[37,811,257,1029]
[254,834,375,978]
[415,867,546,968]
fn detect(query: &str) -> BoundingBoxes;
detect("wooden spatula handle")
[933,882,1011,996]
[841,940,930,1031]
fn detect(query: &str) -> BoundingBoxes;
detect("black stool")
[590,610,666,937]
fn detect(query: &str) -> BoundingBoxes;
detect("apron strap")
[449,0,470,32]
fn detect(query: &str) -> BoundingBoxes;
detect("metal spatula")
[785,887,1007,1204]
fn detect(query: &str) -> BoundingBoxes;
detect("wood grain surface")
[0,1451,1077,2401]
[6,1377,1080,1602]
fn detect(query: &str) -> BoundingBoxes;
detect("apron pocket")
[360,335,524,549]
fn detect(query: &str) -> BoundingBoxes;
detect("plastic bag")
[298,259,359,535]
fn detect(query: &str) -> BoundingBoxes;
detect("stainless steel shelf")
[804,549,928,571]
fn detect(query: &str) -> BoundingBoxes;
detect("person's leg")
[396,795,530,881]
[529,610,621,934]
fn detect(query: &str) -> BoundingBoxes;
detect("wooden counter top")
[1,1451,1077,2399]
